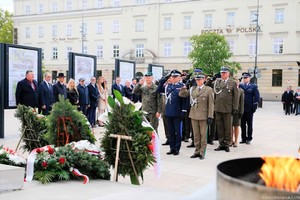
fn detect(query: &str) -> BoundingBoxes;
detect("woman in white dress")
[96,76,108,126]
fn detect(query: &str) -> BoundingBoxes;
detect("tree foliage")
[189,33,241,75]
[0,9,13,43]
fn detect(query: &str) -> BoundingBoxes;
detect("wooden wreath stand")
[109,134,140,185]
[57,117,80,146]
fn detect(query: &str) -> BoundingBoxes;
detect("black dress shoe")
[208,141,214,145]
[166,150,175,155]
[190,154,200,158]
[187,143,195,148]
[199,155,205,160]
[214,147,224,151]
[225,147,230,152]
[184,138,189,142]
[162,141,169,145]
[239,141,246,144]
[246,140,251,145]
[173,150,179,155]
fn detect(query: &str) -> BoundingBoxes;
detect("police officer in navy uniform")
[157,70,187,155]
[239,72,260,144]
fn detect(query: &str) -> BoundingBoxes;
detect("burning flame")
[259,157,300,193]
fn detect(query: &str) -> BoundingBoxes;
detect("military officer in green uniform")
[179,72,214,160]
[133,72,162,133]
[213,67,239,152]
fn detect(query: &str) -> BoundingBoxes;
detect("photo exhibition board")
[118,60,135,85]
[74,55,95,85]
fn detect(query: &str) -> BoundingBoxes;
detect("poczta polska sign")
[201,26,258,34]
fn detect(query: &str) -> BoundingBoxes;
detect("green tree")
[189,32,241,75]
[0,9,13,43]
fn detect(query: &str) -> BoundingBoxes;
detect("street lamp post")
[253,0,260,84]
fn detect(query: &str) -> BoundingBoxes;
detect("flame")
[259,157,300,193]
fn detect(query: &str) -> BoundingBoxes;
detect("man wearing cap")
[157,70,187,155]
[53,72,67,102]
[133,72,162,133]
[213,66,239,152]
[77,78,90,116]
[239,72,260,144]
[179,73,214,160]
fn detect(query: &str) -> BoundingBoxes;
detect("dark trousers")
[79,105,88,116]
[166,116,182,152]
[207,115,216,143]
[162,114,169,140]
[182,111,192,140]
[87,106,97,126]
[285,103,292,115]
[241,112,254,142]
[215,112,232,148]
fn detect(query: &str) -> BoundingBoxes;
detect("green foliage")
[189,32,241,75]
[15,105,49,151]
[44,96,96,145]
[101,90,155,185]
[0,9,13,43]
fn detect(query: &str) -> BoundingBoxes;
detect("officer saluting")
[239,72,260,144]
[179,72,214,160]
[157,70,187,156]
[214,67,239,152]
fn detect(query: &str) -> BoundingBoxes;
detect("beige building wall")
[12,0,300,100]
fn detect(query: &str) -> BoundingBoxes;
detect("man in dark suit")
[87,77,100,127]
[38,72,54,115]
[157,70,187,156]
[281,86,294,115]
[239,72,260,144]
[77,77,90,116]
[111,77,125,98]
[15,70,38,108]
[53,73,67,102]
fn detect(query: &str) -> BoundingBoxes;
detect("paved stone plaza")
[0,101,299,200]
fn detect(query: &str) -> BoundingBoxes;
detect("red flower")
[36,148,41,153]
[48,148,54,155]
[41,161,48,168]
[58,157,66,164]
[148,144,154,152]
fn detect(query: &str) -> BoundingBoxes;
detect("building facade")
[12,0,300,100]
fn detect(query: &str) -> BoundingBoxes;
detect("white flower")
[8,154,26,165]
[71,140,100,154]
[134,102,142,111]
[123,97,131,105]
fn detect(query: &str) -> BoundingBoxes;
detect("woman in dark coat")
[67,79,79,107]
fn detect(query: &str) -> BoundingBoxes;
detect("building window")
[66,47,72,58]
[66,24,72,36]
[38,26,44,38]
[227,12,235,26]
[275,8,284,23]
[135,44,144,58]
[97,45,103,58]
[112,20,120,33]
[164,42,172,57]
[272,69,282,87]
[135,0,145,5]
[183,16,192,29]
[249,38,256,56]
[25,5,31,15]
[273,38,283,54]
[52,3,58,12]
[82,0,87,9]
[66,1,72,11]
[204,14,212,28]
[25,27,31,38]
[97,22,103,34]
[227,39,234,54]
[250,10,257,24]
[52,47,58,59]
[83,46,88,54]
[113,45,119,58]
[38,4,44,14]
[135,19,144,32]
[52,25,58,37]
[164,17,172,31]
[113,0,120,7]
[97,0,103,8]
[183,41,192,56]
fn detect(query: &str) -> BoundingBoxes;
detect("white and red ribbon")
[70,167,89,184]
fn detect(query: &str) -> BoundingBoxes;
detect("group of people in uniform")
[132,67,260,160]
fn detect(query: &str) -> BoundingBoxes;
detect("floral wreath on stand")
[100,90,157,185]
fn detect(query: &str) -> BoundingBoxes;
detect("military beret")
[170,70,181,76]
[242,72,251,78]
[220,66,230,73]
[144,72,153,76]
